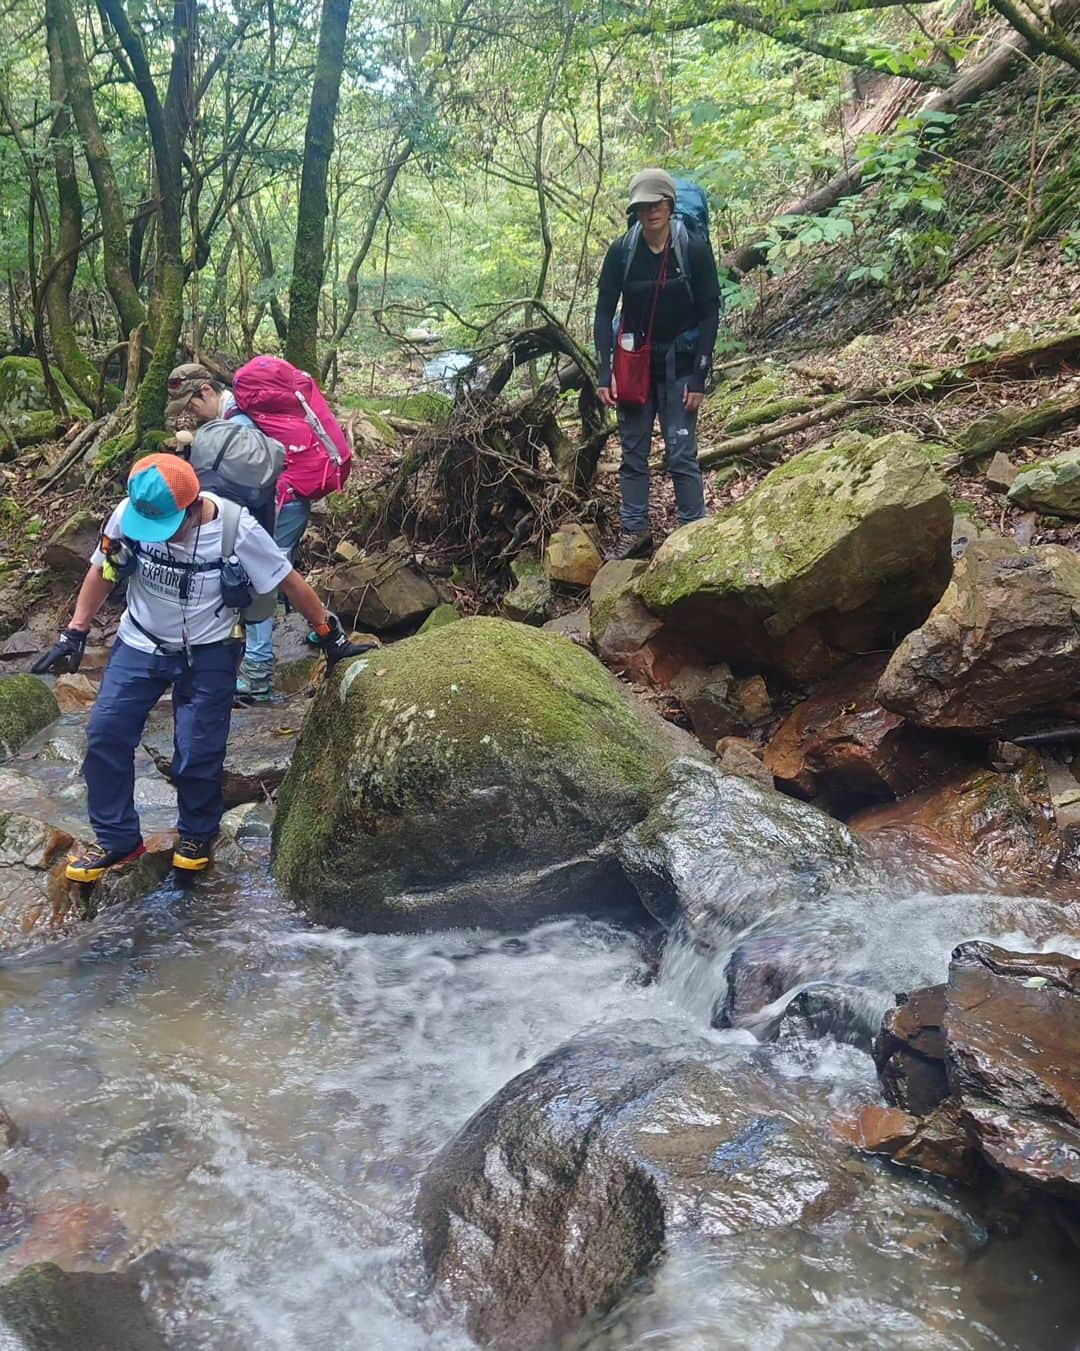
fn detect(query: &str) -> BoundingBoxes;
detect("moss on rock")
[271,616,700,930]
[634,430,953,682]
[0,357,90,450]
[0,675,59,758]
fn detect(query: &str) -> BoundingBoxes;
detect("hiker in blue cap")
[594,168,721,560]
[33,453,376,883]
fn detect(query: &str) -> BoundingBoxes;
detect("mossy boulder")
[271,616,703,931]
[418,602,461,633]
[343,391,453,428]
[0,676,58,758]
[1007,449,1080,518]
[0,1262,167,1350]
[634,431,953,682]
[0,357,90,452]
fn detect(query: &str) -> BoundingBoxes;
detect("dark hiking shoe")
[66,840,146,883]
[608,530,654,562]
[173,836,213,872]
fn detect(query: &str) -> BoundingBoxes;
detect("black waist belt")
[127,614,238,656]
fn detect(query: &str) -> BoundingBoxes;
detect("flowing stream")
[1,722,1079,1347]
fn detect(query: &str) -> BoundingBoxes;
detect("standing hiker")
[32,453,375,882]
[594,168,721,560]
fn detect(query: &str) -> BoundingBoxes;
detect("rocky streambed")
[2,428,1080,1347]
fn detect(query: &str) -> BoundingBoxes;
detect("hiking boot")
[608,530,654,562]
[235,670,272,705]
[65,840,146,883]
[173,836,214,872]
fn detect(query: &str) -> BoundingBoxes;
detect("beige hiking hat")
[627,168,677,207]
[165,362,214,426]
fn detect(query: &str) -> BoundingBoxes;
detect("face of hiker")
[184,384,222,425]
[636,198,672,233]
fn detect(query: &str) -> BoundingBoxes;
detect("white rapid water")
[0,848,1077,1348]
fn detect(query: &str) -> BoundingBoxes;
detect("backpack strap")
[671,218,693,302]
[217,496,242,559]
[211,424,244,474]
[622,219,694,302]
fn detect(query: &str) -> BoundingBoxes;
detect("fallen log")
[700,326,1080,468]
[953,384,1080,461]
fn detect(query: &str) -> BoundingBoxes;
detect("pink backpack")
[231,356,352,507]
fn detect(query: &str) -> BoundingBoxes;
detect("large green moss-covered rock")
[634,431,952,682]
[271,616,702,931]
[0,357,89,451]
[1007,449,1080,518]
[0,675,58,758]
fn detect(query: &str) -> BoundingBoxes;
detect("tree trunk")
[724,0,1080,276]
[285,0,351,374]
[48,0,145,338]
[99,0,195,433]
[43,21,98,408]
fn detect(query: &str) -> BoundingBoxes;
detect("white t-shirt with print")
[92,493,293,654]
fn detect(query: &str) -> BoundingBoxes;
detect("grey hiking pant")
[616,369,706,534]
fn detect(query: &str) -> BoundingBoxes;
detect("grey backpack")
[188,418,285,537]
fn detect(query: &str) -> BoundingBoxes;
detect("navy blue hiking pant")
[616,370,706,534]
[83,638,240,853]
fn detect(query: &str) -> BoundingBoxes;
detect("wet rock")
[851,754,1077,894]
[0,1261,166,1350]
[324,538,439,631]
[0,812,173,953]
[765,982,884,1053]
[417,1026,852,1349]
[616,758,865,946]
[143,698,303,806]
[875,944,1080,1203]
[42,510,100,575]
[272,617,704,932]
[0,675,58,757]
[878,535,1080,732]
[1008,448,1080,518]
[833,1105,920,1153]
[10,1200,127,1270]
[545,522,603,586]
[635,431,952,682]
[502,554,551,625]
[764,656,969,807]
[874,984,950,1115]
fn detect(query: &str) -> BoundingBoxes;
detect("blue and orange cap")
[122,453,201,542]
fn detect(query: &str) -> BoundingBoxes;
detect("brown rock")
[764,656,969,806]
[733,674,772,725]
[874,985,950,1115]
[9,1201,127,1270]
[542,607,592,647]
[545,523,603,587]
[834,1104,919,1153]
[851,752,1077,894]
[892,1100,977,1183]
[42,510,100,575]
[324,538,438,630]
[670,663,745,743]
[985,452,1018,491]
[715,736,774,789]
[51,673,98,713]
[878,535,1080,732]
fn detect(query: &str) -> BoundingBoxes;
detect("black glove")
[31,626,89,675]
[315,614,379,671]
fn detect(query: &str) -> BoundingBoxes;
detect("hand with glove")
[312,613,380,670]
[31,627,89,675]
